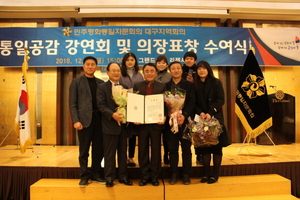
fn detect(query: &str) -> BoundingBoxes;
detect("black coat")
[165,79,196,127]
[182,64,197,80]
[195,77,231,147]
[69,75,104,127]
[97,81,127,135]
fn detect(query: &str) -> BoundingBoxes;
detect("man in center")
[133,63,166,186]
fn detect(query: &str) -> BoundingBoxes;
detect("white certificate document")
[127,93,164,124]
[144,94,164,124]
[127,93,145,123]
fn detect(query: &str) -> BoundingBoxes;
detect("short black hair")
[83,56,98,65]
[142,63,158,72]
[168,61,182,70]
[183,51,197,61]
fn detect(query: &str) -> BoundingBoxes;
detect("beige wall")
[0,22,59,146]
[40,68,57,144]
[264,67,299,143]
[0,67,37,145]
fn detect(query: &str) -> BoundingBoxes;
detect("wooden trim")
[68,67,77,145]
[228,67,236,142]
[56,68,62,145]
[0,18,65,26]
[224,19,232,27]
[69,18,78,27]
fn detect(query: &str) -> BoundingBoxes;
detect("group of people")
[69,51,231,188]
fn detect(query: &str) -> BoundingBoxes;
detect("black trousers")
[77,111,104,179]
[138,126,162,180]
[103,128,128,182]
[128,136,136,158]
[167,130,192,176]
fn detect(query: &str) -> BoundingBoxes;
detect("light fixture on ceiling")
[78,8,229,15]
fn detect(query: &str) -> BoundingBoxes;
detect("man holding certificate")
[133,63,166,186]
[165,61,196,185]
[97,62,132,187]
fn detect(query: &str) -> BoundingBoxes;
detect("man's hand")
[74,122,83,130]
[177,114,185,125]
[186,75,194,83]
[157,116,166,125]
[112,112,124,126]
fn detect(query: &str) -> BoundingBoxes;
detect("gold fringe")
[20,138,32,154]
[235,104,273,138]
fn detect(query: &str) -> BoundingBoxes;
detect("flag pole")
[0,127,14,147]
[238,133,255,155]
[262,130,281,153]
[238,131,281,155]
[23,48,39,158]
[236,48,277,156]
[30,145,39,158]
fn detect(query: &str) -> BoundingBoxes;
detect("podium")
[257,92,295,145]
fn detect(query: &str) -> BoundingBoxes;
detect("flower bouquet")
[164,88,186,133]
[184,115,222,147]
[112,85,129,125]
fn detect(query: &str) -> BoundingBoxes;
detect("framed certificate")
[127,93,164,124]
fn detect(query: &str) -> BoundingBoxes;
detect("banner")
[0,26,299,67]
[14,49,32,154]
[235,49,272,138]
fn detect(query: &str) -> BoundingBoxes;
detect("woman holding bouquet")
[119,52,144,167]
[194,60,231,184]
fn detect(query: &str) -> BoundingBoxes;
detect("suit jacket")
[195,77,231,147]
[97,81,127,135]
[69,75,104,128]
[133,80,167,131]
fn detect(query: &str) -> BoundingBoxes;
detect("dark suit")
[133,81,166,180]
[97,81,128,182]
[165,79,195,176]
[69,75,104,179]
[195,77,231,150]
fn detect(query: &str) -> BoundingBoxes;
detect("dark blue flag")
[235,49,272,138]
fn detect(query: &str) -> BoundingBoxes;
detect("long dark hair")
[194,60,216,89]
[121,52,139,77]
